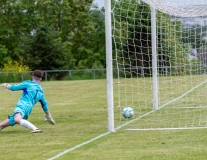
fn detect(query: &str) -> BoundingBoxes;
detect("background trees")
[16,23,67,71]
[0,0,105,72]
[0,0,206,79]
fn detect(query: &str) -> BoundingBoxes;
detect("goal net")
[112,0,207,130]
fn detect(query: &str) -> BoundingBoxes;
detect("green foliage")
[0,0,106,72]
[16,22,68,80]
[156,13,190,73]
[182,24,207,49]
[17,23,67,70]
[0,44,9,68]
[68,8,106,69]
[113,0,153,76]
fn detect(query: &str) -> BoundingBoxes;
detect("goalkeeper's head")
[32,70,44,81]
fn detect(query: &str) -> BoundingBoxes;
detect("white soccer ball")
[122,107,134,118]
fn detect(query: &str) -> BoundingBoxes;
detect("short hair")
[33,70,44,78]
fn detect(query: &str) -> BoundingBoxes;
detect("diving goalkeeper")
[0,70,55,133]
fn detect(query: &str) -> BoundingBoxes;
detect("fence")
[0,69,108,82]
[0,65,206,82]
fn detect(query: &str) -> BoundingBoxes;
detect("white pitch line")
[47,118,136,160]
[47,132,110,160]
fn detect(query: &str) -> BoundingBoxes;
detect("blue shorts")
[8,108,28,126]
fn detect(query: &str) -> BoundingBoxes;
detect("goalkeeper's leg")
[14,113,43,133]
[0,117,43,133]
[0,119,11,131]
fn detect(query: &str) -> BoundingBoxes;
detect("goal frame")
[106,0,207,132]
[105,0,159,132]
[105,0,115,132]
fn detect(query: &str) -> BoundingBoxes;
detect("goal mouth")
[111,0,207,131]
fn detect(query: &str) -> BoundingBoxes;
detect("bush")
[0,61,31,83]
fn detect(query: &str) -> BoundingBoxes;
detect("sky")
[93,0,206,8]
[93,0,104,8]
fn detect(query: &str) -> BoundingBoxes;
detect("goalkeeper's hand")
[45,114,56,125]
[1,83,11,90]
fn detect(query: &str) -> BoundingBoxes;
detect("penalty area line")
[47,132,111,160]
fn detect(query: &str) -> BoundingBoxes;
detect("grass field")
[1,79,207,160]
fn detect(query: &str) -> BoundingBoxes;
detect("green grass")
[1,79,207,160]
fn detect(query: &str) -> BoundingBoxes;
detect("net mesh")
[112,0,207,130]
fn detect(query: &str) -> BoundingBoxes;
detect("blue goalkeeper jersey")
[10,80,49,116]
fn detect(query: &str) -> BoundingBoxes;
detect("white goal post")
[106,0,207,131]
[105,0,115,132]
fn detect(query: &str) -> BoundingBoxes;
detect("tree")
[0,44,9,68]
[17,22,67,79]
[33,0,101,69]
[70,8,106,69]
[0,0,106,70]
[0,0,32,63]
[90,8,106,68]
[182,24,207,49]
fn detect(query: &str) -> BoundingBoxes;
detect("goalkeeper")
[0,70,55,133]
